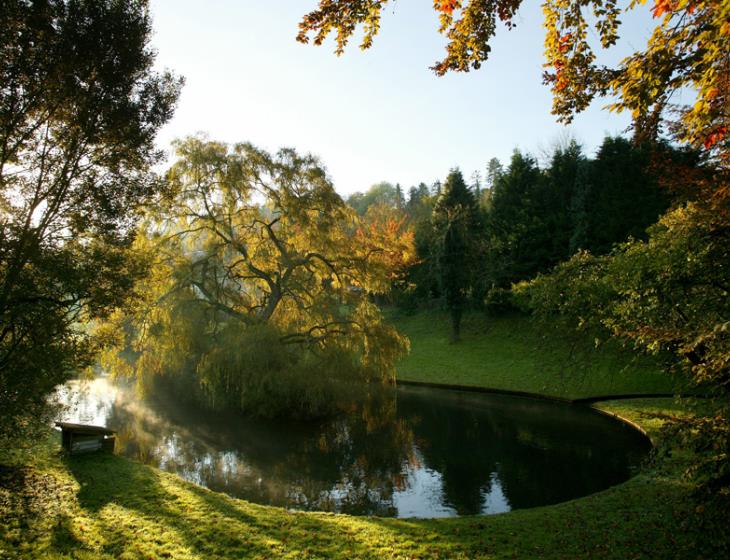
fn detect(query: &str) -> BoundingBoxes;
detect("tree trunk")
[450,306,462,343]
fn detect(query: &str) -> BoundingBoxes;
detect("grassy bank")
[0,406,697,560]
[391,310,679,399]
[0,311,706,559]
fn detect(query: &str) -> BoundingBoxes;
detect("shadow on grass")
[65,451,413,558]
[50,515,88,556]
[61,449,700,560]
[66,453,281,558]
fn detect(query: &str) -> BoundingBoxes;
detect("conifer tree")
[432,169,482,341]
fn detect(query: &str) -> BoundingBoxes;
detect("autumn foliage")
[355,203,417,284]
[299,1,729,167]
[99,138,413,417]
[436,0,461,15]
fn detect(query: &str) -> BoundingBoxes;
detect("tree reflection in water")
[57,379,650,518]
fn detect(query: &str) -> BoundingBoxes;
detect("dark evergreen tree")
[568,159,592,254]
[432,169,483,341]
[471,170,482,199]
[543,140,585,263]
[484,139,674,291]
[571,137,671,254]
[408,216,440,301]
[400,138,680,316]
[486,151,549,287]
[407,186,419,211]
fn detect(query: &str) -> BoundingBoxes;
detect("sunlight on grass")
[1,401,700,560]
[391,311,679,399]
[0,316,705,559]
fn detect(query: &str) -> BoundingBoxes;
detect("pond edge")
[397,379,656,445]
[397,379,678,403]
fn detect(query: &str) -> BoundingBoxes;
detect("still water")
[57,378,650,518]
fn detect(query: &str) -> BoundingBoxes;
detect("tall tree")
[100,138,412,417]
[543,140,585,262]
[486,151,549,287]
[432,169,482,341]
[570,137,671,255]
[485,157,504,189]
[405,182,432,217]
[403,185,438,303]
[0,0,182,440]
[395,183,405,209]
[470,170,482,199]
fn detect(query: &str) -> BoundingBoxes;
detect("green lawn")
[0,412,698,560]
[392,310,680,399]
[0,311,711,559]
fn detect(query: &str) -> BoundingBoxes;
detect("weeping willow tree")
[98,137,414,417]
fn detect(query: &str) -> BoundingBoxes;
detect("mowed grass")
[0,412,698,560]
[391,310,680,399]
[0,311,710,559]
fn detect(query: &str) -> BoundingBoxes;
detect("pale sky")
[149,1,657,196]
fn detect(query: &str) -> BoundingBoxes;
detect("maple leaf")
[436,0,461,15]
[704,126,728,150]
[651,0,674,18]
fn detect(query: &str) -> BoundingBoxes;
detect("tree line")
[348,136,690,339]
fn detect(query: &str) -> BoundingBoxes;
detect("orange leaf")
[651,0,674,18]
[436,1,461,15]
[704,126,728,149]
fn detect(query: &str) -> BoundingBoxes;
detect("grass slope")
[0,312,706,559]
[392,310,678,399]
[0,416,696,560]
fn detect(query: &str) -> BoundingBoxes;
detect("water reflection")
[57,378,650,518]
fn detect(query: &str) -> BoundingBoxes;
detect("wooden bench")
[55,422,116,454]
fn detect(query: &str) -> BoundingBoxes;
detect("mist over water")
[57,377,650,518]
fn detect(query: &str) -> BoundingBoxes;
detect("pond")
[56,378,650,518]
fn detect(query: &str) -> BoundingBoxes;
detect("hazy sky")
[149,1,657,196]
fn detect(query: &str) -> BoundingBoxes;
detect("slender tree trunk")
[450,306,462,343]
